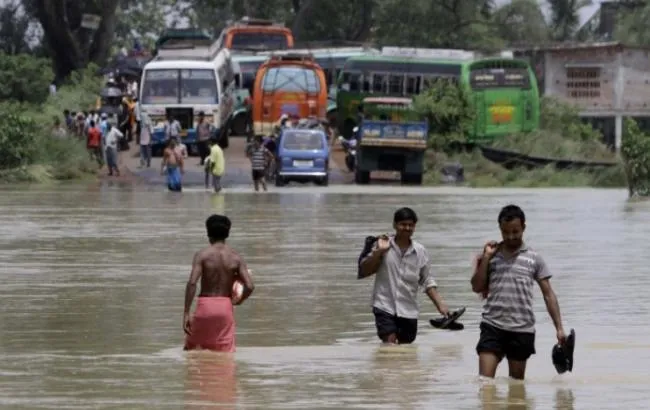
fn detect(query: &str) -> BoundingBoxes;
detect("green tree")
[0,52,53,104]
[23,0,120,81]
[492,0,550,45]
[0,0,33,54]
[548,0,592,41]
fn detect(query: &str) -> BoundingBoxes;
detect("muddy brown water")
[0,185,649,409]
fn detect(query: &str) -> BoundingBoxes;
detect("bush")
[413,79,475,152]
[0,52,53,105]
[621,118,650,196]
[0,58,103,183]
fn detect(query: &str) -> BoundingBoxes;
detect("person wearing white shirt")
[104,123,123,176]
[165,115,182,140]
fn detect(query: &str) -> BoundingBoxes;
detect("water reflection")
[184,352,238,409]
[554,388,575,410]
[480,381,532,410]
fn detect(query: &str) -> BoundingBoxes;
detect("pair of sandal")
[429,307,466,331]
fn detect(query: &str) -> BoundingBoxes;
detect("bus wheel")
[231,114,248,136]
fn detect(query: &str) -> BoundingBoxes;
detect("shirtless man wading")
[183,215,255,352]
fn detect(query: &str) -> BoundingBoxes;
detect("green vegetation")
[415,81,626,188]
[621,118,650,197]
[0,53,101,183]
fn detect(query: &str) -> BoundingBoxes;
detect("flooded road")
[0,185,649,409]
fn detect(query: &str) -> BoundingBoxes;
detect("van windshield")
[262,66,320,93]
[282,131,324,150]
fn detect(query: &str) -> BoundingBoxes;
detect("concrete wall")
[620,48,650,112]
[543,47,619,113]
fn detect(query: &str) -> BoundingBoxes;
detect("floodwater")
[1,184,649,409]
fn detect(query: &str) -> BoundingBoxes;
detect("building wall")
[543,46,619,113]
[620,48,650,112]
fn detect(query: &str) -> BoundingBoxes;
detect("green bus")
[335,48,540,141]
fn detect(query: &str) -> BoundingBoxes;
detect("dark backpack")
[357,236,378,279]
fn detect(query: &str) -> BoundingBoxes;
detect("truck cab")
[355,97,428,185]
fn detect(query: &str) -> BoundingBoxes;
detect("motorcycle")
[338,130,357,172]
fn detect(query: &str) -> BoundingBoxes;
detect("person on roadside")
[196,111,213,166]
[471,204,567,380]
[205,137,225,193]
[246,135,273,192]
[139,113,153,168]
[86,120,103,166]
[358,207,452,345]
[104,123,123,176]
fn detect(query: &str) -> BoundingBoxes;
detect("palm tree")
[548,0,592,41]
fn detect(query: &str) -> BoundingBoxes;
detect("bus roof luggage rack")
[155,41,222,61]
[229,16,285,27]
[269,52,314,62]
[381,47,476,60]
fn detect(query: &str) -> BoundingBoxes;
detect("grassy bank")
[0,65,101,184]
[414,82,627,188]
[424,132,626,188]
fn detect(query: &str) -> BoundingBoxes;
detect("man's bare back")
[196,243,254,298]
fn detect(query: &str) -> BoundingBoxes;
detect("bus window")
[343,72,361,91]
[142,69,179,104]
[181,69,218,104]
[406,76,421,95]
[372,74,387,93]
[362,75,371,92]
[389,74,404,95]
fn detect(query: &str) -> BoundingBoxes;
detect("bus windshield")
[469,67,530,89]
[261,66,320,93]
[282,131,324,150]
[231,32,289,50]
[141,69,218,104]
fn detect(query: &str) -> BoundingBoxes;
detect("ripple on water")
[0,187,649,408]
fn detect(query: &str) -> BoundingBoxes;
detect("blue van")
[275,128,330,186]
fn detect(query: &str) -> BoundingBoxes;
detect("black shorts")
[476,322,536,361]
[373,307,417,344]
[252,169,264,181]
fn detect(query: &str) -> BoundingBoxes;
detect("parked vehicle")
[354,97,428,185]
[275,128,330,186]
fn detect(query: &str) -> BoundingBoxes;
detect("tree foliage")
[0,52,53,104]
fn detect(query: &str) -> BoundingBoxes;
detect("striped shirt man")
[481,243,551,333]
[250,146,269,170]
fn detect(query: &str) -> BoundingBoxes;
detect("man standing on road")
[205,137,225,193]
[196,111,213,166]
[183,214,255,352]
[471,204,566,380]
[358,207,452,344]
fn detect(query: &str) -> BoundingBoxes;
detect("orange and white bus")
[217,17,294,51]
[252,53,328,136]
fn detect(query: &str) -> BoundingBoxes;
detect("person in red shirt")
[87,120,103,166]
